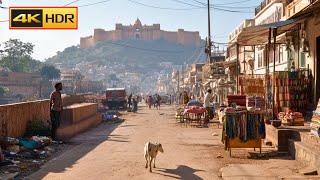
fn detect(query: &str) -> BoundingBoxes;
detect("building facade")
[80,18,201,48]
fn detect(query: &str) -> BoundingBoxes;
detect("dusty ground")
[28,105,305,180]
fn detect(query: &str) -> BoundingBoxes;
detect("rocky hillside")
[46,39,206,71]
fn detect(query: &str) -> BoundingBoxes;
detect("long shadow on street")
[29,120,124,179]
[154,165,204,180]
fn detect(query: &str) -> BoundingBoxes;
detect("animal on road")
[144,142,164,172]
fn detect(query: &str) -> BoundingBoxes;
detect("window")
[279,45,283,63]
[300,52,306,68]
[258,52,263,68]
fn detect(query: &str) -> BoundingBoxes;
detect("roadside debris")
[0,135,64,178]
[102,111,123,123]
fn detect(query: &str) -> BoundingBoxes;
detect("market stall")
[183,100,206,127]
[273,70,311,115]
[222,107,266,156]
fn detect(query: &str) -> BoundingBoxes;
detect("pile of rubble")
[0,136,63,178]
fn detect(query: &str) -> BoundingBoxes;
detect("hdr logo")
[9,7,78,29]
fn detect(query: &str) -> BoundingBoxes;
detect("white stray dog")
[144,142,164,172]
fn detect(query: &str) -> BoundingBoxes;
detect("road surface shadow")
[154,165,204,180]
[29,121,124,179]
[119,124,137,128]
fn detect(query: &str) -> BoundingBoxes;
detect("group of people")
[146,94,162,110]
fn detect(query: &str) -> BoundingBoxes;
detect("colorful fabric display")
[247,96,265,109]
[224,110,265,142]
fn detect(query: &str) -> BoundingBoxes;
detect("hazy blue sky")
[0,0,259,61]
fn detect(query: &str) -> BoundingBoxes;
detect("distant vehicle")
[105,88,127,110]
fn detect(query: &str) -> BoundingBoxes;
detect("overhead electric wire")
[172,0,256,10]
[78,0,112,7]
[64,0,81,6]
[105,41,186,53]
[214,5,258,9]
[170,0,204,8]
[128,0,253,12]
[128,0,201,10]
[192,0,254,6]
[0,0,255,22]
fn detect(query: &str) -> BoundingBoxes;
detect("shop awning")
[223,59,237,67]
[235,14,310,46]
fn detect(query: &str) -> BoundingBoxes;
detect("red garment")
[184,106,206,114]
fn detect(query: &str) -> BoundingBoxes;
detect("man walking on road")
[50,82,63,140]
[204,89,213,126]
[128,93,132,109]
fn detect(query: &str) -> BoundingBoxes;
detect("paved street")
[29,105,304,180]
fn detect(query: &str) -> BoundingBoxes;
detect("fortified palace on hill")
[80,18,201,48]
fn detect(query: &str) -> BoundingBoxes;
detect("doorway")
[316,36,320,103]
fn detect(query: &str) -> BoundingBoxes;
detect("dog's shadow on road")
[153,165,204,180]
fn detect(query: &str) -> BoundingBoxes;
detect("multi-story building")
[226,0,320,104]
[253,0,289,74]
[0,70,42,99]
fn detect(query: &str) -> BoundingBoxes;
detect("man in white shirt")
[204,89,212,108]
[204,89,213,125]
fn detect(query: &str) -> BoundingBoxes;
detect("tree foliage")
[4,39,34,58]
[0,39,42,72]
[40,65,61,80]
[0,86,8,96]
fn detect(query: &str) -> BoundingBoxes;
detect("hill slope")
[46,39,206,72]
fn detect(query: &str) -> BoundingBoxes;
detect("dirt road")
[29,105,304,180]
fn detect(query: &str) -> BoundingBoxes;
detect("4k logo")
[11,9,43,27]
[9,7,78,30]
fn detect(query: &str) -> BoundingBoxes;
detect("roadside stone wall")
[0,100,50,137]
[0,94,99,138]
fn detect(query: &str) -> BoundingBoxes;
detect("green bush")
[25,120,50,137]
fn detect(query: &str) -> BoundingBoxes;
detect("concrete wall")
[0,94,98,138]
[0,100,50,137]
[255,2,284,25]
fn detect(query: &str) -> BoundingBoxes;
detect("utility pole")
[177,70,180,104]
[177,70,180,94]
[207,0,212,63]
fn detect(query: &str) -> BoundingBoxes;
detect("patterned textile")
[224,111,265,142]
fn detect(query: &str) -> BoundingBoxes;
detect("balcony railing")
[255,0,277,15]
